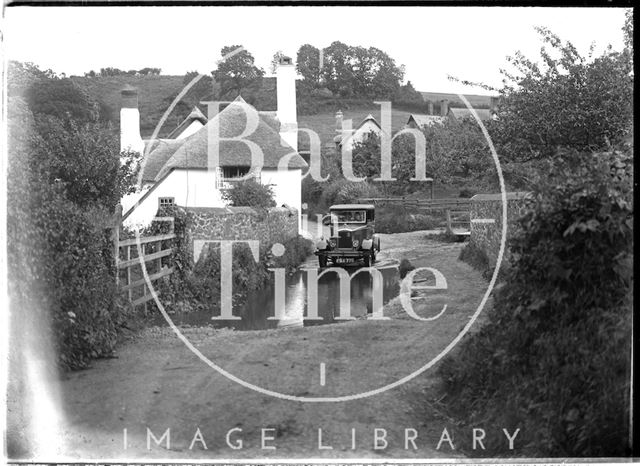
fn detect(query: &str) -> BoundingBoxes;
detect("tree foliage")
[297,44,323,88]
[440,150,633,456]
[212,45,264,99]
[490,27,633,165]
[7,62,141,369]
[30,115,140,210]
[350,119,494,194]
[297,41,405,99]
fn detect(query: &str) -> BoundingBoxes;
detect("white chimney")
[120,85,144,155]
[276,56,298,152]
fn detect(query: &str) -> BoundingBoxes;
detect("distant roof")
[449,107,493,121]
[166,106,208,139]
[330,204,375,210]
[407,114,446,127]
[338,114,382,146]
[155,96,307,180]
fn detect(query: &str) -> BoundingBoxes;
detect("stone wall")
[469,192,531,269]
[179,206,299,264]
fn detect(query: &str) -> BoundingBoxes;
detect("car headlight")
[352,239,360,248]
[329,239,337,248]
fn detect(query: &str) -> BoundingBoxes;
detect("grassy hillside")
[71,74,491,143]
[71,75,187,138]
[420,91,493,108]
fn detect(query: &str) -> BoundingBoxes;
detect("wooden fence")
[112,206,176,309]
[358,197,471,235]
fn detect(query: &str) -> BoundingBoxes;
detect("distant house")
[406,114,446,129]
[120,56,307,230]
[333,112,384,152]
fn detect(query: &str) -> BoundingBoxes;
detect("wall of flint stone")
[178,206,298,264]
[469,192,531,268]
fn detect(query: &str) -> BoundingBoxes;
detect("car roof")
[330,204,375,210]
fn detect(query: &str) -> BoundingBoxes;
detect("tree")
[489,26,633,166]
[212,45,264,99]
[364,46,404,99]
[296,44,323,87]
[393,80,426,111]
[322,41,356,97]
[8,61,58,97]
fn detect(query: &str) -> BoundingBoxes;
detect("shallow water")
[152,257,401,331]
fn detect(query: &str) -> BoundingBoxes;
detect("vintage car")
[315,204,381,267]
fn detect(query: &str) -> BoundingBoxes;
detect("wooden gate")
[112,206,176,309]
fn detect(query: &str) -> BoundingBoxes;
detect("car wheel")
[319,255,327,268]
[364,253,372,267]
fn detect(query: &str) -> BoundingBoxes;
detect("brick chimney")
[440,99,449,117]
[276,56,298,151]
[120,85,144,155]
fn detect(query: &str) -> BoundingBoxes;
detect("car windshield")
[332,210,366,223]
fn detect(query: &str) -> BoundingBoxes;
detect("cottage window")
[222,166,251,180]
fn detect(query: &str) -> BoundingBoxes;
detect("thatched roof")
[140,139,186,182]
[154,96,307,180]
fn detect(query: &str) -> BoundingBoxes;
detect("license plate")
[337,258,354,264]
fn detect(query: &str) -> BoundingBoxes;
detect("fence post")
[126,245,132,303]
[446,209,453,234]
[112,204,123,285]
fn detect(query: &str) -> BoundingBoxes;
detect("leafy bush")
[7,102,124,369]
[439,150,633,456]
[7,69,139,369]
[222,178,276,209]
[185,236,313,315]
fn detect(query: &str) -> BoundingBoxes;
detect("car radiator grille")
[338,231,352,248]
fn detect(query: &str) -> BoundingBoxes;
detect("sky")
[3,6,629,95]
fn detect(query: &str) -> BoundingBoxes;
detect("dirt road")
[57,231,490,460]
